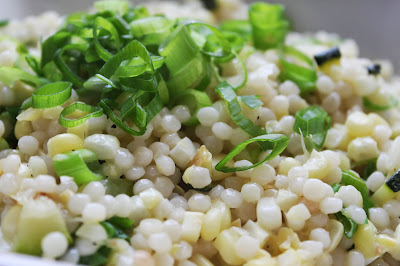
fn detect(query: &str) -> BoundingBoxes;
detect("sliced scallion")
[215,81,268,149]
[59,102,104,128]
[249,2,288,50]
[279,46,317,95]
[293,105,331,152]
[335,211,358,239]
[32,82,72,109]
[363,95,398,112]
[215,133,289,173]
[240,95,263,109]
[53,149,104,185]
[0,66,47,87]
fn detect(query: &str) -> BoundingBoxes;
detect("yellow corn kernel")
[244,250,277,266]
[276,227,301,251]
[214,227,247,265]
[243,220,270,247]
[212,200,231,230]
[375,234,397,253]
[191,254,215,266]
[347,137,379,162]
[368,113,389,127]
[212,154,232,181]
[337,151,351,170]
[345,111,374,138]
[67,121,89,140]
[188,145,212,171]
[353,222,377,259]
[201,206,222,241]
[278,157,301,175]
[16,108,43,122]
[303,150,329,179]
[326,219,344,252]
[58,189,74,205]
[181,211,204,243]
[139,188,163,210]
[0,205,22,243]
[14,121,33,139]
[42,106,63,120]
[47,133,84,158]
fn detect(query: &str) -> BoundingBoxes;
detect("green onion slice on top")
[248,2,289,50]
[32,81,72,109]
[0,66,47,88]
[215,81,269,150]
[363,95,398,112]
[215,133,289,173]
[279,46,317,95]
[59,102,104,128]
[53,149,104,185]
[293,105,331,152]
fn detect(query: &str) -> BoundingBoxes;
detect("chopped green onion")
[367,63,381,75]
[215,133,289,173]
[314,47,341,66]
[240,95,263,109]
[94,0,130,15]
[79,245,111,266]
[25,55,42,76]
[98,98,145,136]
[100,216,133,241]
[169,89,212,126]
[341,170,374,215]
[332,183,341,193]
[293,105,331,152]
[279,46,317,95]
[334,211,358,239]
[59,102,104,128]
[32,82,72,109]
[0,66,47,87]
[93,16,121,61]
[53,149,104,185]
[248,2,289,50]
[0,138,9,151]
[220,20,252,41]
[363,95,398,111]
[215,81,268,149]
[386,168,400,192]
[363,160,377,180]
[40,31,71,68]
[0,19,9,27]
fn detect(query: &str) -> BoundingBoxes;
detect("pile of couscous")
[0,1,400,265]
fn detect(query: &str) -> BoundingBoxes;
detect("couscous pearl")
[234,160,253,178]
[114,148,135,169]
[2,154,21,173]
[241,183,263,203]
[172,241,192,261]
[114,194,132,217]
[347,250,365,266]
[133,179,154,195]
[124,166,145,181]
[161,114,181,133]
[82,203,107,223]
[343,205,367,224]
[133,146,153,167]
[303,179,326,202]
[220,188,243,208]
[68,193,91,215]
[336,185,362,207]
[188,194,211,213]
[366,171,385,192]
[34,175,57,193]
[212,122,232,140]
[316,75,335,94]
[369,208,390,229]
[234,235,259,260]
[148,232,172,253]
[320,197,343,214]
[197,107,219,127]
[149,142,170,157]
[138,219,163,236]
[41,232,68,258]
[82,181,106,201]
[208,184,225,199]
[18,135,39,155]
[155,155,175,176]
[0,173,20,195]
[309,228,331,249]
[171,105,191,123]
[75,238,98,256]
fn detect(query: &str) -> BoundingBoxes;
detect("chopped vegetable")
[59,102,104,128]
[367,63,381,75]
[314,47,341,66]
[53,149,104,185]
[248,2,289,50]
[240,95,263,109]
[341,170,374,215]
[32,82,72,109]
[0,19,9,27]
[215,133,289,173]
[279,46,318,94]
[293,105,331,152]
[100,216,134,241]
[363,95,398,111]
[78,245,112,266]
[386,168,400,192]
[334,211,358,239]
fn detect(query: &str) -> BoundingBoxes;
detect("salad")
[0,0,399,265]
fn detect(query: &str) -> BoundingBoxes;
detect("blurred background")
[0,0,399,71]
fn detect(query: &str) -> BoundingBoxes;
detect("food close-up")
[0,0,399,265]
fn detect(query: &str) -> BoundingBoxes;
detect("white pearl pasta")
[41,232,68,259]
[82,203,107,223]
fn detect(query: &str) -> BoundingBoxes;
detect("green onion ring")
[32,81,72,109]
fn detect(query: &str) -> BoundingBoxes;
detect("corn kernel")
[47,133,84,158]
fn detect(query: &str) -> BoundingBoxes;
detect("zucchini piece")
[314,47,341,66]
[13,197,71,255]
